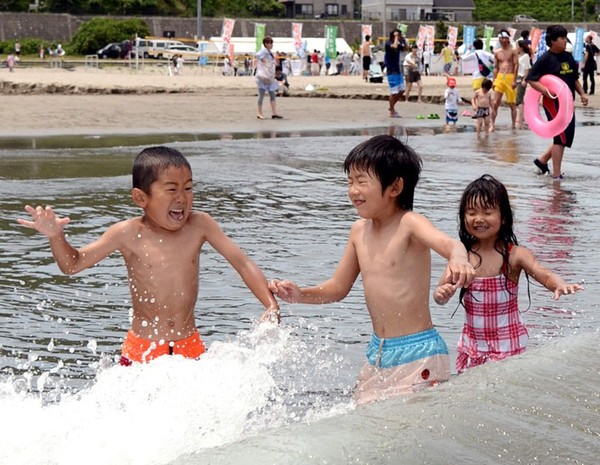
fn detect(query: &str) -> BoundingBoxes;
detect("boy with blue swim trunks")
[384,29,407,118]
[270,135,475,405]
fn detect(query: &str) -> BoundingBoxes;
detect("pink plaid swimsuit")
[456,273,529,373]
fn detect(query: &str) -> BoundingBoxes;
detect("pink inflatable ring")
[524,74,573,138]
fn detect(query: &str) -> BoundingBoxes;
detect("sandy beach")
[1,65,598,137]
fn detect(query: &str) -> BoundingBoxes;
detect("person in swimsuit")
[471,78,493,135]
[18,146,279,365]
[490,30,519,131]
[434,175,583,373]
[270,135,475,405]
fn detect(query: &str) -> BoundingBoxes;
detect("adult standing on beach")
[528,25,588,180]
[384,29,407,118]
[490,30,518,131]
[582,35,599,95]
[255,36,283,120]
[515,40,532,129]
[361,35,372,82]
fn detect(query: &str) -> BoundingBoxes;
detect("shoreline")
[1,67,597,138]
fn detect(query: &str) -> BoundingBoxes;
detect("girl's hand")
[18,205,70,238]
[553,282,584,300]
[434,283,457,305]
[269,279,302,303]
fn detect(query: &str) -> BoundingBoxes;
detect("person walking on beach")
[404,44,423,103]
[434,174,583,373]
[6,52,16,72]
[515,40,532,129]
[384,29,407,117]
[18,146,280,365]
[255,36,283,120]
[270,135,475,405]
[361,35,372,82]
[582,34,599,95]
[490,30,518,131]
[439,42,455,76]
[528,25,588,180]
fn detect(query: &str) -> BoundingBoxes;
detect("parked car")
[146,39,186,59]
[163,44,202,61]
[97,41,131,59]
[513,14,538,22]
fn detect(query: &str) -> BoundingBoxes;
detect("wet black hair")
[132,146,192,194]
[458,174,518,262]
[343,135,422,210]
[481,78,493,90]
[473,38,484,50]
[545,25,568,47]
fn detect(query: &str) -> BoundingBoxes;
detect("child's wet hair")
[481,78,493,90]
[133,146,192,194]
[343,135,422,210]
[458,174,518,257]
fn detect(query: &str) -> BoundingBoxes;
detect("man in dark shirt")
[384,29,407,118]
[582,34,599,95]
[528,25,588,180]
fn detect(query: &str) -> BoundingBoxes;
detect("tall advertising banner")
[255,23,266,52]
[416,25,427,51]
[426,25,435,52]
[536,31,547,61]
[221,18,235,54]
[292,22,303,57]
[229,43,235,66]
[530,27,542,54]
[463,25,476,50]
[325,25,338,59]
[361,24,372,41]
[573,27,585,62]
[447,26,458,50]
[484,26,494,51]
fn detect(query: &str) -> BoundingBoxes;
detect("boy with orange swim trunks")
[18,146,279,365]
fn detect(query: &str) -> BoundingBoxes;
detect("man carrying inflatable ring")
[526,25,588,181]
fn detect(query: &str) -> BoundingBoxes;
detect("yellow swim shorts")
[493,73,517,104]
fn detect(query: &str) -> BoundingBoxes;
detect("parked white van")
[146,39,186,59]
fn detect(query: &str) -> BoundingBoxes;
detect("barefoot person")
[490,30,518,131]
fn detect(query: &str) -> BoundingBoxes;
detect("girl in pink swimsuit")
[434,174,583,373]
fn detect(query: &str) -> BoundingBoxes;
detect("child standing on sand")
[18,146,279,365]
[434,175,583,373]
[270,135,474,405]
[471,78,493,135]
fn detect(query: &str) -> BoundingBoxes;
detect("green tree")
[69,17,150,54]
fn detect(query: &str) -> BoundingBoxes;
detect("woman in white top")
[255,37,283,119]
[515,40,532,129]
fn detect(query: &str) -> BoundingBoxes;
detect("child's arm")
[471,91,479,110]
[18,205,119,275]
[513,246,583,299]
[433,282,458,305]
[201,213,279,319]
[270,229,360,305]
[406,212,475,289]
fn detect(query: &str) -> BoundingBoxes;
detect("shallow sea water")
[0,114,599,465]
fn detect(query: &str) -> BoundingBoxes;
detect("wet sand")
[0,66,597,137]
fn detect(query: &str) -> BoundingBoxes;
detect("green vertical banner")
[397,23,408,35]
[255,23,266,52]
[484,26,494,51]
[325,25,338,59]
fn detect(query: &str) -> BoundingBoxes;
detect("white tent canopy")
[209,36,354,55]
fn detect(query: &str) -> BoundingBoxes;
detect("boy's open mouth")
[169,209,184,221]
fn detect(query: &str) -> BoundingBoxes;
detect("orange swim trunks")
[120,330,206,366]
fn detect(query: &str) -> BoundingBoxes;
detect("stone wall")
[0,12,596,46]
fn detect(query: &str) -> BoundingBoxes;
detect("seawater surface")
[0,117,599,465]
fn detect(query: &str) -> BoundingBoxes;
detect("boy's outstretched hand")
[18,205,70,238]
[269,279,302,303]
